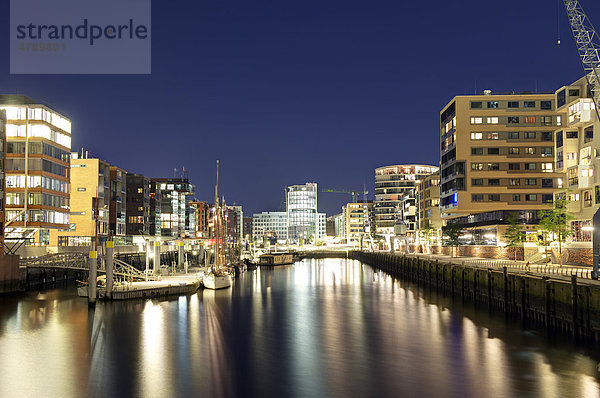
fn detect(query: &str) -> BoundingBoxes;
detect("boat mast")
[214,160,220,271]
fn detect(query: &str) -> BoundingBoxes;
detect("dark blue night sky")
[0,0,597,216]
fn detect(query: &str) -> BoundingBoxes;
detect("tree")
[503,212,524,263]
[539,191,573,267]
[442,222,463,258]
[421,220,435,254]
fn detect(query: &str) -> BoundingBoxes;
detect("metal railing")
[21,252,156,281]
[404,253,596,280]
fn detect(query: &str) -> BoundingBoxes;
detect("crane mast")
[563,0,600,120]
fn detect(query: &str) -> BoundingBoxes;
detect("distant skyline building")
[252,211,287,243]
[374,165,438,234]
[0,95,71,246]
[126,173,151,237]
[286,183,326,243]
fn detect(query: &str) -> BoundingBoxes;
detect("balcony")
[567,98,596,127]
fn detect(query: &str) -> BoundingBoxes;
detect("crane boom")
[563,0,600,120]
[321,188,368,203]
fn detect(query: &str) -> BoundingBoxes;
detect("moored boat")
[258,252,294,266]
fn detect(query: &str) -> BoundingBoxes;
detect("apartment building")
[0,95,71,246]
[343,200,375,245]
[374,164,438,234]
[51,154,110,246]
[439,91,562,244]
[189,200,210,239]
[415,171,441,244]
[149,180,162,236]
[553,76,599,243]
[125,173,150,236]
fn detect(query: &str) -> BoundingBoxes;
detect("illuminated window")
[487,101,499,108]
[541,163,553,172]
[509,147,519,154]
[470,117,483,124]
[470,132,483,140]
[487,163,499,170]
[509,178,520,186]
[525,194,537,201]
[524,116,535,123]
[486,117,499,124]
[471,163,484,171]
[525,147,535,155]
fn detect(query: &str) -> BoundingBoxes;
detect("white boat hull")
[203,273,232,289]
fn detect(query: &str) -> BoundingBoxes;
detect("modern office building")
[125,173,150,237]
[439,91,562,244]
[0,95,71,246]
[343,200,375,245]
[286,183,326,242]
[109,166,127,237]
[152,178,195,238]
[252,211,288,243]
[243,217,253,242]
[149,180,162,236]
[50,154,110,246]
[398,190,418,239]
[553,76,599,243]
[415,171,441,245]
[374,165,438,234]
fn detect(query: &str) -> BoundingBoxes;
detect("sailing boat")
[203,160,233,290]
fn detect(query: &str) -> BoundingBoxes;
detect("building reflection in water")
[0,259,598,397]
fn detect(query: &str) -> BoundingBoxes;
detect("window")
[525,163,536,170]
[487,147,499,155]
[581,147,592,165]
[540,100,552,110]
[569,193,580,201]
[508,147,520,154]
[471,163,483,170]
[566,131,578,139]
[525,178,537,185]
[524,116,535,123]
[508,101,519,108]
[525,194,537,201]
[512,194,521,201]
[510,178,520,186]
[472,178,483,186]
[556,116,562,125]
[471,117,483,124]
[471,147,483,155]
[556,131,563,147]
[489,194,500,201]
[472,194,484,202]
[508,116,519,124]
[566,152,577,160]
[524,131,536,139]
[541,147,552,157]
[77,187,86,192]
[487,163,499,170]
[541,163,553,172]
[470,132,483,140]
[470,101,483,109]
[488,178,500,186]
[557,89,566,108]
[541,178,553,188]
[585,127,593,143]
[524,147,535,155]
[569,89,580,97]
[568,167,579,186]
[487,101,499,108]
[542,194,553,204]
[508,163,520,170]
[508,132,519,139]
[487,117,499,124]
[488,132,499,140]
[542,132,553,141]
[524,101,535,108]
[540,116,553,126]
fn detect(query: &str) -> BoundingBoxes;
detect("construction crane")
[321,188,368,203]
[562,1,600,279]
[562,0,600,120]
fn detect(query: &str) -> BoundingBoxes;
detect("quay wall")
[0,255,20,294]
[350,251,600,342]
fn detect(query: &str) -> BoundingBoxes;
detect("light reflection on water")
[0,258,598,398]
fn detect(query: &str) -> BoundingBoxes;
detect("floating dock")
[80,274,203,300]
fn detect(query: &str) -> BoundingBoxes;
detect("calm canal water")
[0,258,599,398]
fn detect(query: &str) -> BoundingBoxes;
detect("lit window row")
[0,106,71,133]
[5,124,71,148]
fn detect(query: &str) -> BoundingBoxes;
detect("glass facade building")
[286,183,326,243]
